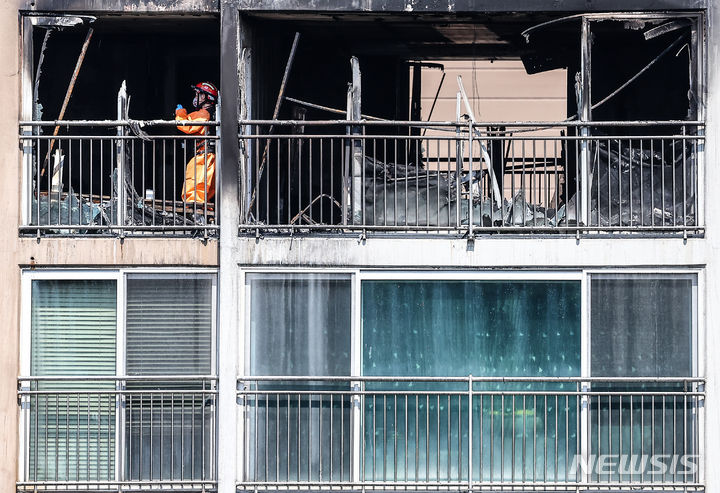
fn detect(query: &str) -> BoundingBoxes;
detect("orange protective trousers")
[175,107,216,203]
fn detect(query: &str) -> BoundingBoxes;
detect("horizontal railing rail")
[17,376,217,491]
[238,120,704,237]
[237,376,704,491]
[19,120,219,238]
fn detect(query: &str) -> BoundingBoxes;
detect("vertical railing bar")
[533,394,537,482]
[383,138,388,227]
[532,139,538,220]
[543,394,548,483]
[650,140,655,227]
[618,140,623,228]
[521,139,527,225]
[297,137,302,226]
[501,393,505,483]
[661,143,666,227]
[468,124,474,236]
[607,394,612,484]
[683,384,688,485]
[673,394,678,484]
[662,395,666,482]
[512,395,516,482]
[435,139,441,233]
[554,394,558,483]
[53,393,58,482]
[405,394,409,482]
[651,395,655,484]
[682,127,687,226]
[640,140,645,227]
[672,138,677,226]
[329,393,333,481]
[458,393,462,483]
[629,139,634,227]
[308,138,313,225]
[84,393,91,480]
[287,139,292,224]
[65,394,69,480]
[383,394,388,481]
[640,394,644,484]
[426,394,430,483]
[394,394,398,482]
[404,137,409,229]
[373,394,377,481]
[360,383,365,485]
[632,393,638,483]
[263,393,268,481]
[318,392,323,481]
[415,395,419,481]
[394,139,398,227]
[339,392,343,482]
[618,394,622,483]
[295,392,300,481]
[522,394,527,484]
[446,394,450,481]
[478,392,484,483]
[436,394,440,481]
[191,391,197,480]
[490,394,494,483]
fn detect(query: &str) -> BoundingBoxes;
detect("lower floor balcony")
[15,376,703,492]
[237,376,704,492]
[17,376,217,492]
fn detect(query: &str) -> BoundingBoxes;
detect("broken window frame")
[576,12,705,226]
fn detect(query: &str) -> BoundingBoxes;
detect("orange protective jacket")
[176,107,215,203]
[175,107,212,152]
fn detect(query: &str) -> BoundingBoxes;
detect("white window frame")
[19,267,218,484]
[238,267,703,487]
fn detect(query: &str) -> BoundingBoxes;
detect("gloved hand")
[176,104,184,110]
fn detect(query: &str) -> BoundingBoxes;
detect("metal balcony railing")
[239,120,704,237]
[19,121,219,238]
[17,376,217,492]
[237,376,704,491]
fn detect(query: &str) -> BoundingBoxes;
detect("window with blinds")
[124,274,214,481]
[27,273,216,483]
[125,275,213,376]
[29,279,117,482]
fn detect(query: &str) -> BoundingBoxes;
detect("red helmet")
[192,82,218,102]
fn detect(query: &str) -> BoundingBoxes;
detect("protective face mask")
[192,93,200,109]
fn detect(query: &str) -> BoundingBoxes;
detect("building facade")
[1,3,718,493]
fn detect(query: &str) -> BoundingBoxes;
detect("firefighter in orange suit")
[175,82,218,203]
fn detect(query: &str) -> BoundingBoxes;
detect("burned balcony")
[20,15,219,237]
[239,120,702,236]
[238,12,704,237]
[20,117,219,237]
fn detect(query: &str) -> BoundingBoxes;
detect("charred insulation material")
[589,140,696,227]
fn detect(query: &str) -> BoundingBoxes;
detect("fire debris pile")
[243,12,701,233]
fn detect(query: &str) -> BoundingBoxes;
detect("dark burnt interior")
[33,16,219,202]
[31,12,699,227]
[242,12,698,224]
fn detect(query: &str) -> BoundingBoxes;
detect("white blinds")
[126,275,212,375]
[31,279,117,376]
[29,279,117,481]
